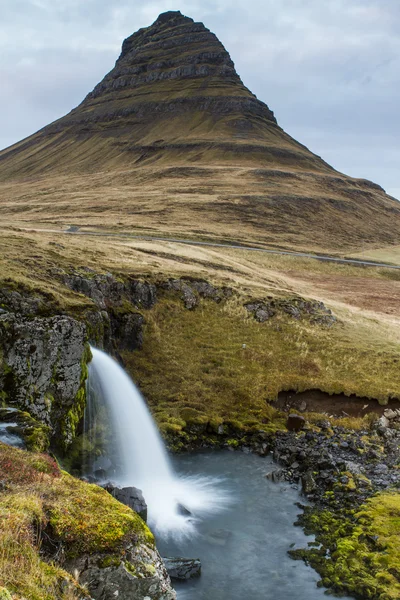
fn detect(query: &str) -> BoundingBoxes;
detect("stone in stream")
[286,414,306,432]
[105,485,148,522]
[265,468,285,483]
[163,557,201,580]
[177,503,192,516]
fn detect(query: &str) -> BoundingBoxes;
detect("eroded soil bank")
[275,389,400,417]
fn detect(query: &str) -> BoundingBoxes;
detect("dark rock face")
[163,557,201,580]
[0,311,89,448]
[73,10,276,128]
[107,485,148,522]
[161,278,232,310]
[63,270,157,350]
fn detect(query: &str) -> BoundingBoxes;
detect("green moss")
[24,424,51,453]
[292,492,400,599]
[125,561,137,576]
[0,588,12,600]
[98,555,121,569]
[48,471,154,557]
[60,343,92,451]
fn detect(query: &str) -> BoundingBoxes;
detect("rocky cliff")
[0,11,399,252]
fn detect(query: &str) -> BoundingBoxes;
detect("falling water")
[88,347,228,539]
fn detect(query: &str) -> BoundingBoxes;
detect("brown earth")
[275,389,400,418]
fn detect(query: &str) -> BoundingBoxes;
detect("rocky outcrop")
[0,311,89,449]
[72,544,176,600]
[161,278,232,310]
[0,442,176,600]
[63,270,156,350]
[0,285,92,451]
[245,297,337,326]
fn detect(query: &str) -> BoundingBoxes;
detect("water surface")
[157,451,352,600]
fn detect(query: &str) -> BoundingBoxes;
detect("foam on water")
[88,347,228,539]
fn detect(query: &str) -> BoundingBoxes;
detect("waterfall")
[88,347,228,539]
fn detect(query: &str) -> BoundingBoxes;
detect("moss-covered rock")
[0,443,175,600]
[291,492,400,599]
[0,313,91,451]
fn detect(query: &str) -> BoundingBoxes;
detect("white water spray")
[88,347,228,539]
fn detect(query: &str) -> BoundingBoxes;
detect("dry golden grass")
[1,226,399,430]
[1,161,399,254]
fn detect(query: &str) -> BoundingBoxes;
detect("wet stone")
[163,557,201,581]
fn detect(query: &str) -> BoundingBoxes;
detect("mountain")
[0,10,399,252]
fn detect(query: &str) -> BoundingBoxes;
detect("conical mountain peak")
[1,11,399,253]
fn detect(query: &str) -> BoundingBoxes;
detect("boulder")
[286,414,306,432]
[73,544,176,599]
[265,468,285,483]
[107,486,148,522]
[163,558,201,580]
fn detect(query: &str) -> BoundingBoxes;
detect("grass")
[122,294,400,434]
[0,443,153,600]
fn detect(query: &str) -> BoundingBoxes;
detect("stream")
[157,451,352,600]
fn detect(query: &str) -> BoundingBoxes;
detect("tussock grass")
[123,296,400,433]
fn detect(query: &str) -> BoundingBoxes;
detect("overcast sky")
[1,0,399,198]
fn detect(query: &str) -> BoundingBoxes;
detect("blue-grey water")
[157,451,352,600]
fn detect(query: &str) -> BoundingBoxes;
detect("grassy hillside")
[1,227,399,438]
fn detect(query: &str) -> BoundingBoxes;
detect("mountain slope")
[0,10,399,253]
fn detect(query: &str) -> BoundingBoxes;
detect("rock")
[286,414,306,432]
[266,468,285,483]
[73,543,176,599]
[163,558,201,581]
[301,471,317,494]
[245,297,336,326]
[177,503,192,516]
[344,461,364,476]
[0,313,89,449]
[108,486,148,522]
[373,463,389,475]
[383,409,398,420]
[377,415,390,429]
[113,313,145,351]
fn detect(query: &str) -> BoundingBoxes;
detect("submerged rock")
[163,557,201,580]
